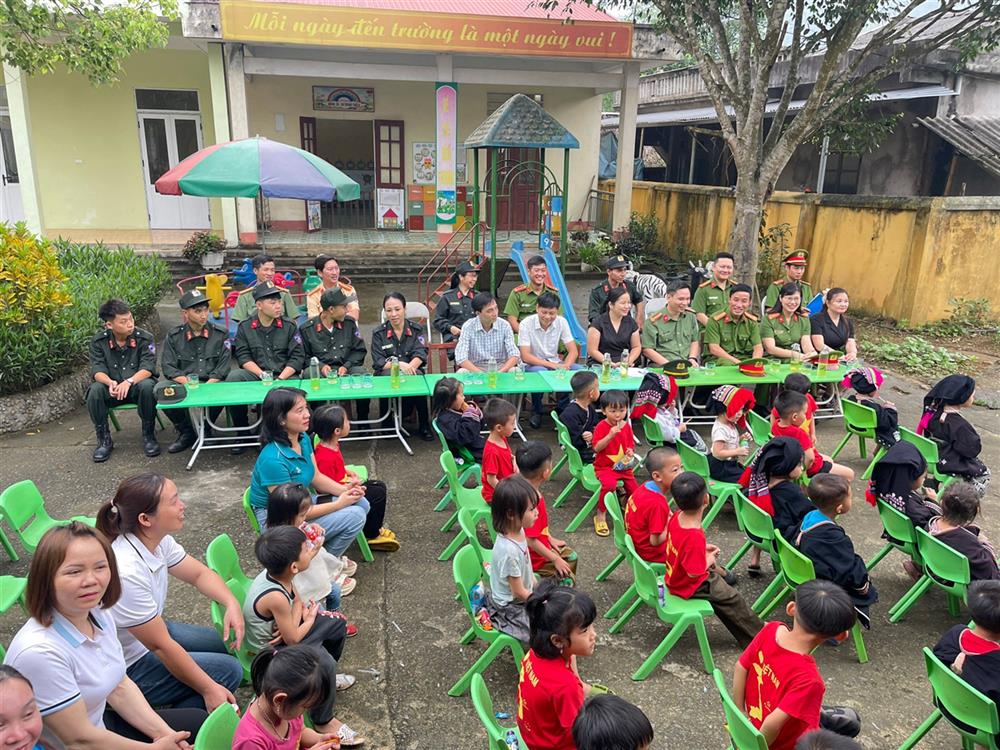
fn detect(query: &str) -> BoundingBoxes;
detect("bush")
[917,298,1000,343]
[0,238,170,395]
[865,335,974,380]
[182,231,226,262]
[0,223,71,325]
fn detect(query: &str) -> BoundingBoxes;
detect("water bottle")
[505,729,520,749]
[487,357,498,388]
[469,582,486,611]
[308,357,321,391]
[657,580,666,607]
[601,352,612,383]
[513,362,525,381]
[619,350,629,376]
[390,356,401,389]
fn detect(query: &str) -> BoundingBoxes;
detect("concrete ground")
[1,273,998,749]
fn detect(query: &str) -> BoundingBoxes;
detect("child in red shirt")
[625,446,683,564]
[592,389,639,537]
[481,398,517,503]
[733,580,860,750]
[517,440,578,579]
[770,372,818,444]
[773,391,854,481]
[517,581,597,750]
[665,472,763,647]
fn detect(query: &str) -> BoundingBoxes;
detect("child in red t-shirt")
[773,391,854,482]
[517,440,578,579]
[732,580,860,750]
[770,372,818,444]
[592,390,639,538]
[664,472,763,647]
[481,398,518,504]
[517,581,597,750]
[625,446,683,564]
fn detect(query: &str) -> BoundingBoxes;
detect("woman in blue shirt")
[249,387,368,558]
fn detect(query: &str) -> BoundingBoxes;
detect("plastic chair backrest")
[380,302,431,326]
[747,410,772,447]
[241,488,261,534]
[432,418,477,465]
[453,545,498,643]
[842,398,878,433]
[645,298,667,317]
[677,438,711,479]
[604,492,628,549]
[193,704,240,750]
[623,536,659,604]
[0,480,51,533]
[471,673,524,750]
[735,492,776,547]
[552,413,585,476]
[915,527,972,590]
[457,507,493,569]
[640,415,665,446]
[875,498,918,554]
[712,669,769,750]
[205,534,250,590]
[900,427,941,467]
[923,646,1000,739]
[775,533,816,587]
[441,451,484,508]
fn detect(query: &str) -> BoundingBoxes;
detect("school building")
[0,0,679,247]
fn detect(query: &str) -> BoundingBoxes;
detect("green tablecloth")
[156,379,298,409]
[424,371,552,396]
[303,374,431,401]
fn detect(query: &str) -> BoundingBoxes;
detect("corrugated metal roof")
[464,93,580,149]
[917,116,1000,179]
[265,0,618,21]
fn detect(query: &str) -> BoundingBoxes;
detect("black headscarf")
[738,437,804,515]
[866,441,926,510]
[919,374,976,434]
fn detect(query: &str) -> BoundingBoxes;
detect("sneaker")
[345,622,359,637]
[722,569,739,586]
[336,674,357,691]
[336,576,357,596]
[340,557,358,576]
[528,413,542,429]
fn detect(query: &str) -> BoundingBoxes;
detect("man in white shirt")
[518,292,581,428]
[454,292,520,372]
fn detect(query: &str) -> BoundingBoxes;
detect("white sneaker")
[336,673,356,691]
[340,556,358,576]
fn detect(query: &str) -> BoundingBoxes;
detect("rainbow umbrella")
[155,136,360,202]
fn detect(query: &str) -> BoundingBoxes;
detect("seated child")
[432,376,486,463]
[771,372,819,444]
[625,446,683,564]
[561,370,600,463]
[841,367,899,448]
[313,404,396,552]
[796,475,878,628]
[928,482,1000,581]
[865,441,940,530]
[517,580,597,750]
[707,385,755,483]
[486,476,539,642]
[733,580,861,750]
[630,371,706,452]
[242,526,361,744]
[592,389,640,537]
[517,440,578,579]
[921,374,991,498]
[773,391,854,481]
[572,694,654,750]
[665,471,764,647]
[795,730,863,750]
[482,398,517,504]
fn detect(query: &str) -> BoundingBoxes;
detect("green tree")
[0,0,178,84]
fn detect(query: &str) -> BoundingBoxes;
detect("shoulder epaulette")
[209,323,228,335]
[237,287,254,296]
[699,280,713,288]
[712,310,728,320]
[767,312,781,320]
[772,279,785,285]
[169,323,186,333]
[512,284,527,292]
[649,312,663,322]
[545,284,559,292]
[798,308,810,318]
[745,312,759,322]
[683,307,696,315]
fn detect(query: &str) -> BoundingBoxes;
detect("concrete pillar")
[3,63,43,235]
[223,43,257,245]
[612,61,640,233]
[208,43,238,247]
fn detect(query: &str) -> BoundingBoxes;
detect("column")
[3,63,43,235]
[612,61,640,233]
[224,43,257,245]
[208,43,238,247]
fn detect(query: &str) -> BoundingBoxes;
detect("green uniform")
[503,283,560,322]
[86,328,158,427]
[763,279,814,309]
[231,285,299,323]
[691,279,733,322]
[703,311,761,363]
[227,315,305,428]
[587,279,642,323]
[640,309,700,362]
[160,323,232,430]
[760,311,811,357]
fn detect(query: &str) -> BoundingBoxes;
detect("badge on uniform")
[353,329,361,338]
[417,335,425,345]
[223,339,232,349]
[148,343,156,353]
[293,333,302,344]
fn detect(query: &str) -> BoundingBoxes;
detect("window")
[823,152,861,195]
[487,92,542,116]
[135,89,199,112]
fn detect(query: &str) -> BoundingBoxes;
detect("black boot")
[167,427,197,454]
[92,423,114,463]
[141,420,161,457]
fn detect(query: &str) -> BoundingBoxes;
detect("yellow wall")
[601,180,1000,325]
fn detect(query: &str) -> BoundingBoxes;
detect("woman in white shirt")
[3,522,202,748]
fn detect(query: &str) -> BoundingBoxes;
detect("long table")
[424,371,552,442]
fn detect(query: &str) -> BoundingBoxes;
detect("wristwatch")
[126,377,135,385]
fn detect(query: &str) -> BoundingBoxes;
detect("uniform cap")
[737,358,767,377]
[662,359,690,378]
[153,381,187,404]
[783,250,809,265]
[605,255,629,269]
[456,261,479,275]
[178,289,209,309]
[817,350,843,367]
[252,281,282,301]
[320,287,349,309]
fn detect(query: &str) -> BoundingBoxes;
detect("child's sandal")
[747,564,762,579]
[593,517,610,537]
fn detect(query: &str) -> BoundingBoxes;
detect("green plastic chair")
[863,499,930,619]
[308,434,369,482]
[448,545,526,697]
[470,673,526,750]
[640,415,666,447]
[456,506,495,571]
[439,451,490,561]
[726,492,787,614]
[712,668,768,750]
[431,418,481,511]
[757,534,868,663]
[205,534,255,682]
[676,439,742,530]
[0,576,27,618]
[610,536,715,680]
[899,647,1000,750]
[747,409,772,449]
[890,527,971,624]
[551,411,604,533]
[602,492,668,620]
[193,703,241,750]
[900,427,957,492]
[829,399,886,479]
[0,480,96,561]
[109,403,165,432]
[242,487,261,533]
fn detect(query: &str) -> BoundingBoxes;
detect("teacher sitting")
[248,387,368,561]
[810,287,858,361]
[761,282,817,361]
[586,286,640,367]
[4,522,203,748]
[96,473,244,714]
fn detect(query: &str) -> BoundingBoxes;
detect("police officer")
[503,254,560,333]
[761,282,817,361]
[433,260,478,349]
[160,289,232,453]
[763,250,814,308]
[640,279,701,366]
[703,283,763,365]
[86,298,159,462]
[230,254,299,323]
[587,255,643,324]
[692,251,736,326]
[227,281,305,452]
[300,287,369,421]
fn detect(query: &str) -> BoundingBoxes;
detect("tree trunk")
[726,175,765,286]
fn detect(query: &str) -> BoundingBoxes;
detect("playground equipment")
[509,240,587,354]
[197,274,231,316]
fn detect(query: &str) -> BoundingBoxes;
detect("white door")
[139,113,210,229]
[0,111,24,224]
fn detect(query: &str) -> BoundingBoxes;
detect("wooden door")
[375,120,404,188]
[489,147,541,231]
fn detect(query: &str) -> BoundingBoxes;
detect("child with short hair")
[928,482,1000,581]
[921,374,991,498]
[592,390,640,537]
[771,373,818,444]
[734,580,861,750]
[773,391,854,481]
[481,398,518,503]
[572,694,654,750]
[561,370,600,463]
[486,476,540,642]
[313,404,396,552]
[841,366,899,448]
[708,385,755,483]
[242,526,362,745]
[517,440,578,579]
[666,471,764,647]
[865,441,940,530]
[796,475,878,628]
[517,581,598,750]
[625,446,683,564]
[432,376,486,463]
[933,579,1000,712]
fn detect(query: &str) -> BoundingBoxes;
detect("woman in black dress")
[810,287,858,361]
[586,287,640,367]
